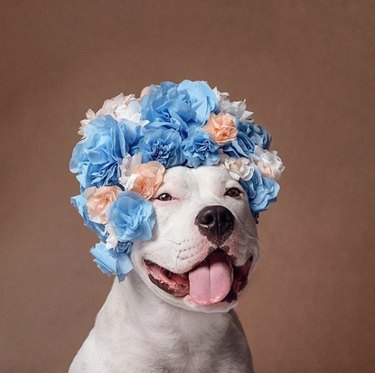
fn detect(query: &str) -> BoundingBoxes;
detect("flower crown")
[70,80,284,280]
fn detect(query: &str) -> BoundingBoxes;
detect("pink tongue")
[188,252,233,305]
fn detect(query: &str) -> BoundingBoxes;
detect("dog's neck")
[71,260,253,372]
[96,271,235,347]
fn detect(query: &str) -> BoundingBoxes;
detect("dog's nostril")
[200,213,214,226]
[195,205,235,245]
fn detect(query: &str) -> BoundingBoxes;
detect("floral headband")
[70,80,284,280]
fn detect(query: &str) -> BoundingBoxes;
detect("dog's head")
[131,165,258,312]
[70,80,284,313]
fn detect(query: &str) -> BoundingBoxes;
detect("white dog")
[69,164,258,372]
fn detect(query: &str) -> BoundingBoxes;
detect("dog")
[69,164,258,372]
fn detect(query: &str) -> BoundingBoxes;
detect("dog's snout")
[195,205,234,245]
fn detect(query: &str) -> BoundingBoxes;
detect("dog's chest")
[103,320,249,372]
[145,319,228,369]
[96,305,248,372]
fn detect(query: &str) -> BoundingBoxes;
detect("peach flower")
[84,186,122,224]
[203,113,238,145]
[131,161,165,199]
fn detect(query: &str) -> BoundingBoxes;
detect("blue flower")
[177,80,218,123]
[119,119,145,156]
[140,80,218,136]
[223,122,271,158]
[182,127,221,168]
[90,242,133,281]
[138,128,185,167]
[115,241,133,253]
[71,194,107,240]
[70,115,140,189]
[240,167,280,214]
[107,191,155,242]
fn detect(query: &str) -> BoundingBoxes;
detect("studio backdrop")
[1,1,374,372]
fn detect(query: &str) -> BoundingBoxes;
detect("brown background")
[1,1,374,372]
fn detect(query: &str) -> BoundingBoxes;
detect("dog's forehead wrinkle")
[194,166,230,189]
[162,167,197,195]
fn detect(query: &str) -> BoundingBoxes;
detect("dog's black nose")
[195,205,235,246]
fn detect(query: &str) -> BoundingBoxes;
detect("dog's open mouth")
[144,249,252,305]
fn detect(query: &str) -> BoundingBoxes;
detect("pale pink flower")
[140,86,151,98]
[131,161,165,199]
[254,145,285,180]
[204,113,238,145]
[84,186,122,224]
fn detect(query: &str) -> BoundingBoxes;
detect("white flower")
[222,155,255,181]
[113,95,146,124]
[119,153,142,190]
[213,87,254,122]
[254,145,285,180]
[78,109,95,136]
[78,93,148,136]
[140,85,151,98]
[105,224,118,249]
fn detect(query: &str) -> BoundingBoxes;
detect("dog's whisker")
[175,247,185,267]
[164,239,182,246]
[176,249,181,268]
[247,236,266,251]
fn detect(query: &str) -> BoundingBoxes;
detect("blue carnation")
[240,167,280,214]
[71,194,107,241]
[70,115,139,189]
[115,241,133,253]
[140,80,218,136]
[177,80,218,123]
[138,128,185,167]
[182,127,221,168]
[90,241,133,281]
[223,122,271,158]
[107,191,155,242]
[119,119,145,156]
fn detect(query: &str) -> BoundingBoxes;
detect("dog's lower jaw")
[69,271,254,373]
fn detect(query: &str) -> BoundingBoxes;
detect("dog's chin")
[140,249,253,313]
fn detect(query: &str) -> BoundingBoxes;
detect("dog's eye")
[225,187,242,199]
[156,193,173,201]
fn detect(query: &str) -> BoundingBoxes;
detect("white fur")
[70,165,258,372]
